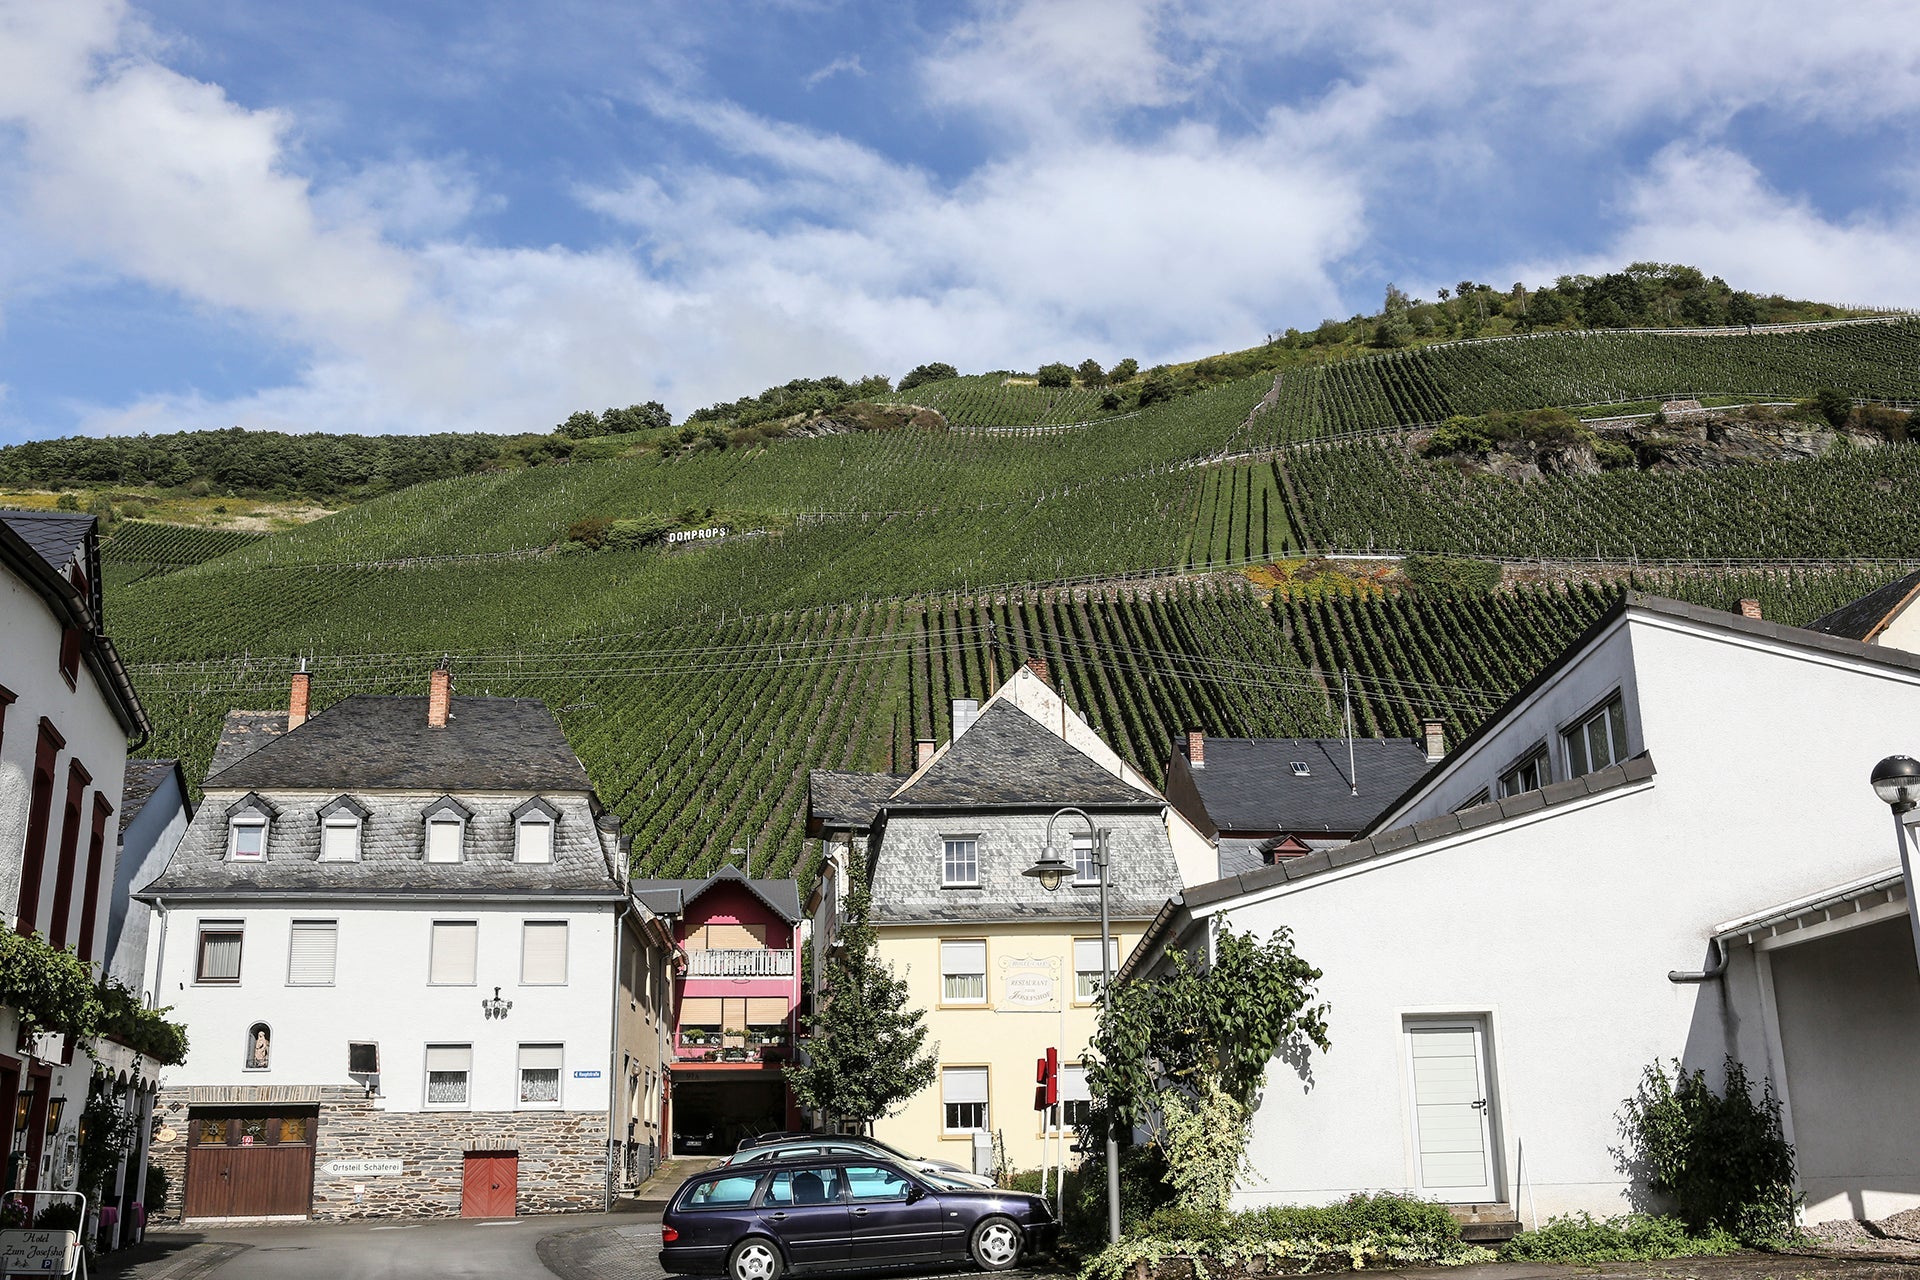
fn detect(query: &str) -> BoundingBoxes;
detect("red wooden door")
[461,1153,517,1218]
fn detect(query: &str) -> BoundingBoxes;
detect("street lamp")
[1871,756,1920,965]
[1024,807,1122,1245]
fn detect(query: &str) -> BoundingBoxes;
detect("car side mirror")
[906,1184,927,1204]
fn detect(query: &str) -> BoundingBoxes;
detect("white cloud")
[803,54,864,89]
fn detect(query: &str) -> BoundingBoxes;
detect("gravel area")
[1801,1212,1920,1260]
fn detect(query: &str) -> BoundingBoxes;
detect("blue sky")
[2,0,1918,443]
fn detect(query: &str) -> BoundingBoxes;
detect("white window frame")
[1073,936,1119,1003]
[429,920,479,987]
[196,920,244,984]
[941,836,980,888]
[424,1043,473,1110]
[1497,743,1551,799]
[1071,834,1100,886]
[941,1065,989,1133]
[520,920,569,987]
[1563,692,1629,779]
[940,939,988,1005]
[515,817,554,864]
[286,919,338,986]
[425,818,465,864]
[228,819,268,862]
[319,816,361,863]
[517,1043,564,1109]
[1052,1063,1092,1129]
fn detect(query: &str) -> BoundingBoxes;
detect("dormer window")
[318,796,369,862]
[422,797,472,863]
[512,797,560,864]
[225,793,277,862]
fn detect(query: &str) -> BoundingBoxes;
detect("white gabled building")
[1125,592,1920,1228]
[139,670,676,1222]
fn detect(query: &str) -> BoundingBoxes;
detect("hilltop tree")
[1728,291,1760,328]
[1077,358,1106,387]
[1036,362,1074,388]
[786,876,937,1129]
[898,362,959,393]
[1109,357,1139,382]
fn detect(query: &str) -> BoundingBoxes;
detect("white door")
[1405,1021,1498,1202]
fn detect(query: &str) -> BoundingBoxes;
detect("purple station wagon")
[660,1154,1058,1280]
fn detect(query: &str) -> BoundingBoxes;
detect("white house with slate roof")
[1124,593,1920,1229]
[139,669,676,1222]
[813,660,1209,1170]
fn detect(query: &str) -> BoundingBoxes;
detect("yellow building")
[809,661,1212,1172]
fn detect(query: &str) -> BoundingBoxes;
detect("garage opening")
[183,1107,318,1220]
[670,1077,787,1155]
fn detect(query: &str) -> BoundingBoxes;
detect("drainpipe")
[148,899,167,1010]
[607,895,632,1209]
[1667,937,1728,983]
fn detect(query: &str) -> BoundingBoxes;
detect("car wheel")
[970,1216,1022,1271]
[728,1237,784,1280]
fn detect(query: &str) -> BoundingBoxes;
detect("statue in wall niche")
[248,1025,271,1069]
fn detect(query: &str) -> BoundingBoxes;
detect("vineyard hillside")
[92,317,1920,887]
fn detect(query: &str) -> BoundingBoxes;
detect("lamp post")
[1869,755,1920,964]
[1024,806,1122,1245]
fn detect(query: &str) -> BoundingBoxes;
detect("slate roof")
[808,770,906,830]
[138,789,622,899]
[205,695,592,793]
[0,510,93,575]
[1805,567,1920,643]
[1184,737,1431,834]
[887,701,1153,810]
[631,864,803,923]
[120,759,186,836]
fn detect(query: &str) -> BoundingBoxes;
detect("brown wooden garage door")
[184,1109,317,1219]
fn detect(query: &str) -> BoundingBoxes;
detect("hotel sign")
[998,956,1061,1011]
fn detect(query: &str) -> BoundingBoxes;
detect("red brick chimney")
[915,739,936,769]
[1422,717,1446,763]
[1739,598,1762,620]
[1186,730,1205,768]
[288,666,311,731]
[428,664,452,728]
[1024,658,1051,685]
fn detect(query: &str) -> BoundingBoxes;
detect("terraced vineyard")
[99,520,264,589]
[1185,462,1293,567]
[898,375,1110,426]
[1289,439,1920,559]
[1239,321,1920,446]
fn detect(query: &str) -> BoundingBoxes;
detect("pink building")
[633,866,803,1154]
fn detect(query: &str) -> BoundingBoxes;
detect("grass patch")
[1499,1213,1745,1264]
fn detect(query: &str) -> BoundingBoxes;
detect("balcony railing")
[685,948,795,978]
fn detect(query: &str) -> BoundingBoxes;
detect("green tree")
[1136,368,1176,406]
[1109,357,1139,382]
[786,877,937,1128]
[1086,925,1329,1204]
[1813,386,1853,428]
[1727,291,1760,328]
[897,362,959,393]
[558,410,604,439]
[1077,358,1107,387]
[1036,362,1074,388]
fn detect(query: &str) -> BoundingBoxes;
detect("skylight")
[1290,761,1311,777]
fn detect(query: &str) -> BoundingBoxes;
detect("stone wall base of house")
[153,1085,609,1221]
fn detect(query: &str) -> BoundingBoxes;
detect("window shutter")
[430,922,478,985]
[942,1066,987,1104]
[425,1044,471,1073]
[1060,1064,1090,1102]
[521,921,568,985]
[1073,938,1103,972]
[680,997,722,1025]
[519,1044,563,1072]
[288,921,337,985]
[517,820,552,864]
[426,820,462,863]
[320,822,358,862]
[745,996,787,1025]
[941,940,986,973]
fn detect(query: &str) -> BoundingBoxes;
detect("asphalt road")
[116,1213,613,1279]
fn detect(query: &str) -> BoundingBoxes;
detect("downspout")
[148,899,167,1010]
[607,894,632,1209]
[1667,936,1728,983]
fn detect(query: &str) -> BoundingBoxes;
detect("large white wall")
[0,560,129,949]
[1210,611,1920,1219]
[154,901,617,1114]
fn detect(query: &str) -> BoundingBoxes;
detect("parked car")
[660,1154,1055,1279]
[735,1130,813,1153]
[677,1129,720,1154]
[722,1135,996,1189]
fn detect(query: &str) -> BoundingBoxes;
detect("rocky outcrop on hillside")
[784,402,947,437]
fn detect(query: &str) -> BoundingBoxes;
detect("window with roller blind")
[286,920,337,986]
[521,921,568,986]
[940,940,987,1004]
[942,1066,988,1132]
[1050,1063,1092,1128]
[196,921,243,984]
[518,1044,563,1107]
[424,1044,472,1108]
[1073,936,1119,1002]
[429,921,478,986]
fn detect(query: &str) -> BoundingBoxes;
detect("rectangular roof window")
[1290,761,1311,776]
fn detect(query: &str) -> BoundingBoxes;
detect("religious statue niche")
[246,1023,271,1070]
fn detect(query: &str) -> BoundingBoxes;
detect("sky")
[2,0,1919,444]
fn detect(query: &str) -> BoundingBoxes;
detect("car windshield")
[684,1174,761,1207]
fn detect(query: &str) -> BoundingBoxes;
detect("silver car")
[723,1136,996,1189]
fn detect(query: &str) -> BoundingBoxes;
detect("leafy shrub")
[1811,385,1852,428]
[1402,554,1501,595]
[1594,439,1637,469]
[1624,1057,1797,1245]
[606,516,675,551]
[1063,1144,1174,1245]
[1004,1168,1044,1195]
[897,362,958,393]
[1110,358,1139,382]
[1037,362,1075,388]
[1077,359,1107,387]
[1082,1194,1484,1280]
[1162,1078,1248,1210]
[1136,370,1176,406]
[566,516,613,550]
[34,1202,80,1231]
[145,1163,169,1216]
[55,493,80,511]
[1500,1213,1741,1263]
